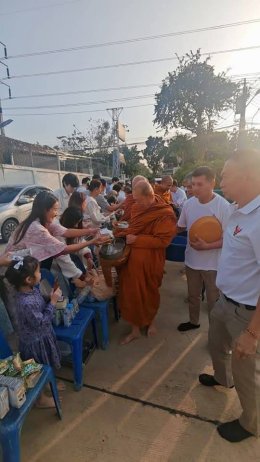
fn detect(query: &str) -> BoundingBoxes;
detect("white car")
[0,185,52,242]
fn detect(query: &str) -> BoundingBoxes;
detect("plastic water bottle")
[63,304,72,327]
[71,298,79,315]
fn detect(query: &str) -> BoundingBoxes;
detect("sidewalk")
[21,262,260,462]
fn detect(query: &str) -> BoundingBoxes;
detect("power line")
[4,74,260,101]
[1,83,160,101]
[0,0,84,17]
[4,103,154,116]
[3,18,260,59]
[4,45,260,80]
[5,80,260,110]
[3,94,155,111]
[1,73,259,102]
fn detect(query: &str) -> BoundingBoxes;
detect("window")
[0,187,24,204]
[22,187,39,200]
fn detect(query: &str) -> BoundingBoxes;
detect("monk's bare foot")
[147,324,157,337]
[120,330,141,345]
[36,393,57,409]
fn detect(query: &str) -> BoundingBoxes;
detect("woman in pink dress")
[3,191,100,329]
[5,190,99,267]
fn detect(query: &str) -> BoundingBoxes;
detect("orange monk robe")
[117,196,177,327]
[154,184,172,205]
[120,193,135,222]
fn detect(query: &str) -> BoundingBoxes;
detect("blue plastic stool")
[54,308,98,391]
[0,330,62,462]
[81,299,111,350]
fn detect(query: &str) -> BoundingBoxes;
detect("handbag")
[89,268,116,301]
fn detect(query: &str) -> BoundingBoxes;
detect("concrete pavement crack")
[57,376,221,427]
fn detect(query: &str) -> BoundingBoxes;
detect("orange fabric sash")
[127,195,175,234]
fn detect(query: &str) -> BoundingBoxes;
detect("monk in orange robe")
[120,191,135,222]
[116,181,177,344]
[154,175,173,204]
[119,175,148,223]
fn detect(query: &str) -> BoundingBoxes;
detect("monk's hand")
[233,331,258,359]
[190,236,209,250]
[126,234,137,244]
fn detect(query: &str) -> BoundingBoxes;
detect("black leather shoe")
[177,322,200,332]
[199,374,234,388]
[217,419,254,442]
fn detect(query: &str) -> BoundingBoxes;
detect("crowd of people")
[0,148,259,443]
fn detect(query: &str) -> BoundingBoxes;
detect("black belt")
[223,294,256,311]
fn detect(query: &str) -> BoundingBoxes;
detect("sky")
[1,0,260,147]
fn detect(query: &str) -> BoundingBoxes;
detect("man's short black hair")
[62,173,79,188]
[92,174,101,180]
[112,176,119,183]
[82,177,90,185]
[89,179,101,192]
[192,166,215,181]
[112,183,121,193]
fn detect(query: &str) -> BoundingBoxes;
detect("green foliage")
[121,145,152,178]
[57,119,112,156]
[143,136,167,175]
[154,50,238,135]
[229,128,260,151]
[134,163,152,177]
[121,145,141,177]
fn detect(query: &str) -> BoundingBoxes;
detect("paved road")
[0,241,6,254]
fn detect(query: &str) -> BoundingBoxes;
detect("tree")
[121,145,152,178]
[143,136,167,175]
[57,119,112,156]
[229,128,260,151]
[121,145,141,177]
[154,50,238,136]
[165,133,197,167]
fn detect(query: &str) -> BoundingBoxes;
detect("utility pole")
[0,98,4,136]
[0,41,12,136]
[236,78,247,149]
[107,107,123,178]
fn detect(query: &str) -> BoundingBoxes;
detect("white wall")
[0,164,93,190]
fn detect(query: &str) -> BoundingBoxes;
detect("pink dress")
[6,219,66,261]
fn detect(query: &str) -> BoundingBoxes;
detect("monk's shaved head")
[133,181,155,207]
[134,181,154,196]
[161,175,173,184]
[160,175,173,192]
[132,175,148,188]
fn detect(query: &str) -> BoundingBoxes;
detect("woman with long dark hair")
[5,191,99,268]
[68,191,87,214]
[60,206,94,271]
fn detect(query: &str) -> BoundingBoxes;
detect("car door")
[16,187,39,222]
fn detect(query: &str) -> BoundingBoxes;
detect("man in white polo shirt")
[177,166,230,332]
[199,149,260,443]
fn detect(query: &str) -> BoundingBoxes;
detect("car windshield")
[0,187,24,204]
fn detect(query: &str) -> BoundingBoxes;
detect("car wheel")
[1,218,19,243]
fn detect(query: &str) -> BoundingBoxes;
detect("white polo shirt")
[171,187,187,209]
[178,194,231,271]
[216,195,260,306]
[53,187,70,216]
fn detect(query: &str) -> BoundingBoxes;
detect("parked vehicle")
[0,185,52,242]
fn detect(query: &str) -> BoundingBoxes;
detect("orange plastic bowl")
[189,216,222,243]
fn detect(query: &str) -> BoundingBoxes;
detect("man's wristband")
[245,328,259,341]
